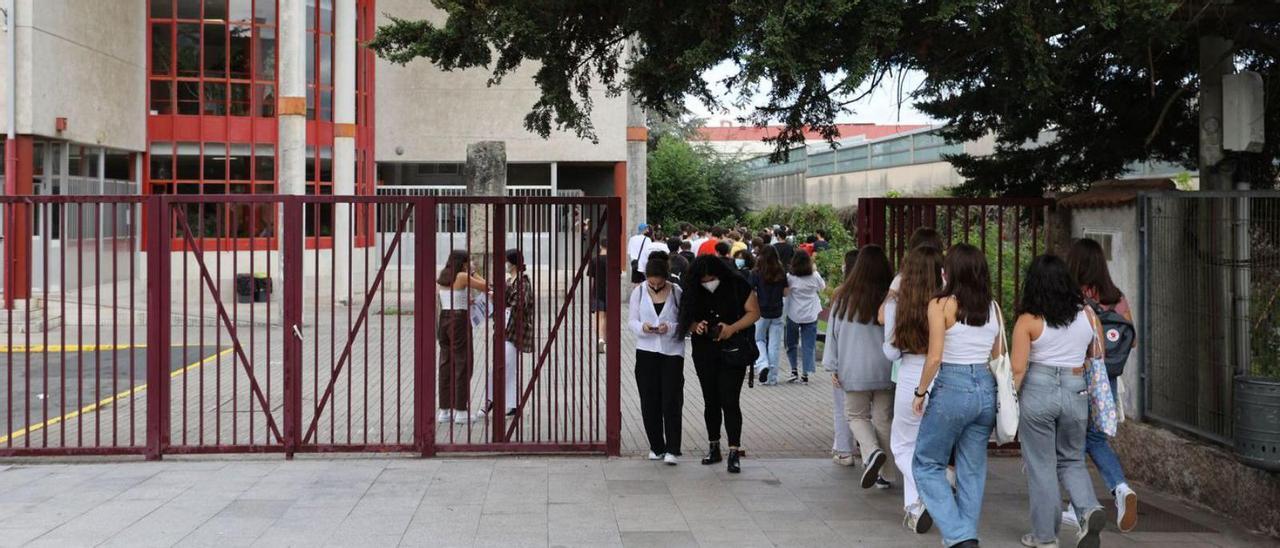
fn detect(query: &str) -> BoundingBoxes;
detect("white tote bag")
[989,304,1019,445]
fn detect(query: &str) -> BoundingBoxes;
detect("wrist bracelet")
[913,388,928,398]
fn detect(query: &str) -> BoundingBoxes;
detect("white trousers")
[832,384,855,454]
[890,361,925,512]
[486,341,520,412]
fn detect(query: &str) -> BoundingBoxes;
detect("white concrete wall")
[4,0,146,151]
[374,0,626,164]
[1071,205,1142,419]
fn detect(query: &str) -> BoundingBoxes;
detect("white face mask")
[701,279,721,293]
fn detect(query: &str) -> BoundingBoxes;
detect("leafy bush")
[646,139,749,230]
[741,204,854,249]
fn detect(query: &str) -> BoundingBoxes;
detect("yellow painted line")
[0,348,234,445]
[0,344,148,353]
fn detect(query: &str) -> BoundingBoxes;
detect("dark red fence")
[0,194,623,458]
[858,197,1056,314]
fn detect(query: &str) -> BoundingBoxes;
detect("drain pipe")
[4,0,15,195]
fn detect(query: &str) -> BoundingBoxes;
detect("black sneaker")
[786,372,800,384]
[861,449,887,489]
[874,476,892,490]
[801,375,809,385]
[758,369,769,384]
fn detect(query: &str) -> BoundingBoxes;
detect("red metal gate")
[0,194,623,458]
[858,197,1055,309]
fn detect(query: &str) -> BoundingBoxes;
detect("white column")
[333,0,355,301]
[278,0,306,286]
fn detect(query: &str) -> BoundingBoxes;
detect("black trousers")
[692,350,746,447]
[438,310,473,410]
[635,350,684,456]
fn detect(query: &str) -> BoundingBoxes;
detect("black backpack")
[1087,299,1135,377]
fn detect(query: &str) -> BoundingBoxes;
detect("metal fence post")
[1137,193,1150,421]
[492,200,507,440]
[857,197,885,248]
[605,197,623,456]
[145,196,171,460]
[416,197,437,457]
[281,199,303,458]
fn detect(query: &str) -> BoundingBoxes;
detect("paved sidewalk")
[0,456,1274,547]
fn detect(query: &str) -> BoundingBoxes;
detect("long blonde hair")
[893,246,943,354]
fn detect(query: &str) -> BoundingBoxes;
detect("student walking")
[750,246,788,386]
[784,250,825,384]
[1010,255,1107,548]
[437,250,489,424]
[881,245,944,533]
[912,244,1001,548]
[629,252,685,465]
[483,249,534,417]
[823,245,896,489]
[677,256,761,474]
[1068,238,1140,532]
[830,249,861,465]
[588,239,610,353]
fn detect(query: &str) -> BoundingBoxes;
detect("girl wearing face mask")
[483,249,535,418]
[629,252,684,464]
[732,249,754,280]
[677,255,761,473]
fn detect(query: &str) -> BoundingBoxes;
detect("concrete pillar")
[277,0,307,284]
[464,141,506,276]
[1198,35,1233,191]
[333,0,356,300]
[624,82,647,238]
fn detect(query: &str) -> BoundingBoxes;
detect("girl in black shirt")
[677,256,761,473]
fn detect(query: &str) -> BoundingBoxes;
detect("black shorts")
[590,297,608,312]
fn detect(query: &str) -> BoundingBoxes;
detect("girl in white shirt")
[784,250,825,384]
[628,251,684,465]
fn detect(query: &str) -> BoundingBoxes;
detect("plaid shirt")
[506,274,536,353]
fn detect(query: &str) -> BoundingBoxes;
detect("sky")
[683,61,940,127]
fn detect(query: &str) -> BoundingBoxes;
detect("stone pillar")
[464,141,506,276]
[623,51,647,237]
[333,0,356,300]
[277,0,307,284]
[1198,35,1233,191]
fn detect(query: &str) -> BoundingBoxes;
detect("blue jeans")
[755,316,785,382]
[784,319,817,375]
[1085,374,1127,491]
[913,363,997,546]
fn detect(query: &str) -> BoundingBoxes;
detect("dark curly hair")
[1017,255,1083,328]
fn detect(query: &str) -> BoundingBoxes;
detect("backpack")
[1087,299,1135,377]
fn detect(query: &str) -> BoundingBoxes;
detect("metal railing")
[0,194,623,458]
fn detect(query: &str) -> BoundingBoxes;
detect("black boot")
[727,448,741,474]
[700,441,722,465]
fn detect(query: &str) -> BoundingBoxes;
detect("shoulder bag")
[1084,307,1120,436]
[989,304,1019,445]
[630,237,649,283]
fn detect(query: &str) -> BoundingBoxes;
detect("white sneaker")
[647,451,664,461]
[452,411,473,424]
[1060,508,1079,529]
[1076,507,1106,548]
[436,409,453,423]
[1115,483,1139,532]
[1020,533,1059,548]
[663,454,678,465]
[832,453,855,466]
[902,503,932,534]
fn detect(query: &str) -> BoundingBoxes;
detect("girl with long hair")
[830,248,860,465]
[880,245,944,533]
[629,251,684,464]
[437,250,489,424]
[677,255,761,473]
[784,250,825,384]
[912,243,1001,548]
[750,246,788,385]
[1011,255,1106,548]
[483,249,534,418]
[823,246,896,489]
[1067,238,1139,532]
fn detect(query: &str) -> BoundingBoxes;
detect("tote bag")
[989,305,1019,445]
[1084,308,1119,437]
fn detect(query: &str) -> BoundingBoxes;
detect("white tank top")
[439,287,471,310]
[941,301,1000,364]
[1028,309,1093,367]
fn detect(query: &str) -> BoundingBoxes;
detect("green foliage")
[1173,172,1195,191]
[741,204,854,249]
[646,139,749,229]
[369,1,1280,196]
[814,244,851,288]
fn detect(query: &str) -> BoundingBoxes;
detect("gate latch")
[292,324,303,342]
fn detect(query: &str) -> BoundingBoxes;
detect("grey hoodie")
[822,313,894,392]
